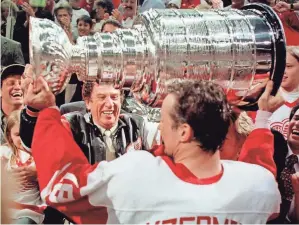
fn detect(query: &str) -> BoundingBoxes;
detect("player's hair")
[82,81,123,102]
[101,19,123,32]
[290,104,299,121]
[231,111,254,138]
[287,46,299,62]
[167,80,231,153]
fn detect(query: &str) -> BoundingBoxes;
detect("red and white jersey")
[269,90,299,139]
[32,109,281,224]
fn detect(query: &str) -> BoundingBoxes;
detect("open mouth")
[11,92,23,98]
[292,129,299,136]
[102,111,113,115]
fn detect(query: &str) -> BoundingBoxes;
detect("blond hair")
[231,111,254,138]
[4,110,21,165]
[287,46,299,62]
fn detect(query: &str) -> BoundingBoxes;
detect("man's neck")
[288,143,299,155]
[1,102,22,117]
[173,143,222,179]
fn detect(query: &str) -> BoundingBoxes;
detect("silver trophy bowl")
[29,4,286,109]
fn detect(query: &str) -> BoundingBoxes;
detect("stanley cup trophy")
[29,3,286,111]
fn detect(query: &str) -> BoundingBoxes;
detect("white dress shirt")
[95,122,118,161]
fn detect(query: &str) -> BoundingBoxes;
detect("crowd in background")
[1,0,299,224]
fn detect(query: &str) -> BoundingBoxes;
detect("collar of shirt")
[94,122,118,136]
[287,145,299,171]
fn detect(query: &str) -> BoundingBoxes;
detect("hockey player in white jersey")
[23,77,281,224]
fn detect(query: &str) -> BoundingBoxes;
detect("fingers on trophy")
[29,3,286,111]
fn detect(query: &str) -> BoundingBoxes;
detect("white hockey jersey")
[32,108,281,224]
[269,90,299,139]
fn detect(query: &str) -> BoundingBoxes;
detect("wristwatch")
[290,3,294,11]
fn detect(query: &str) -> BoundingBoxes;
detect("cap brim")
[1,64,25,81]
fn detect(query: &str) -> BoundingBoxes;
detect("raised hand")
[111,9,123,22]
[22,2,36,17]
[258,80,285,113]
[24,75,56,111]
[274,1,290,12]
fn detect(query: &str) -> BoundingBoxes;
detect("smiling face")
[122,0,136,18]
[78,20,92,36]
[281,53,299,92]
[1,75,23,110]
[86,83,121,129]
[288,109,299,153]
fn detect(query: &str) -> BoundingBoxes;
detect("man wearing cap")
[1,64,25,144]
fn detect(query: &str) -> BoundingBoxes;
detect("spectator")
[101,18,122,32]
[23,78,280,224]
[95,0,114,20]
[1,64,24,144]
[68,0,90,40]
[54,1,74,44]
[271,104,299,223]
[45,0,55,15]
[121,0,137,28]
[1,36,24,67]
[268,46,299,139]
[80,0,96,13]
[13,1,54,63]
[120,0,165,27]
[93,0,115,32]
[274,1,299,45]
[0,110,43,224]
[1,0,19,38]
[77,15,93,37]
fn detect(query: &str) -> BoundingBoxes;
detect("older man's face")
[86,83,121,130]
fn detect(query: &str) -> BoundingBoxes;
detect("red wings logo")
[125,137,142,152]
[270,118,289,139]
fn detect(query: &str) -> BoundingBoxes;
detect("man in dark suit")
[271,105,299,223]
[1,36,25,67]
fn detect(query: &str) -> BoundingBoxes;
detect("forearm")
[239,110,277,177]
[20,106,39,150]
